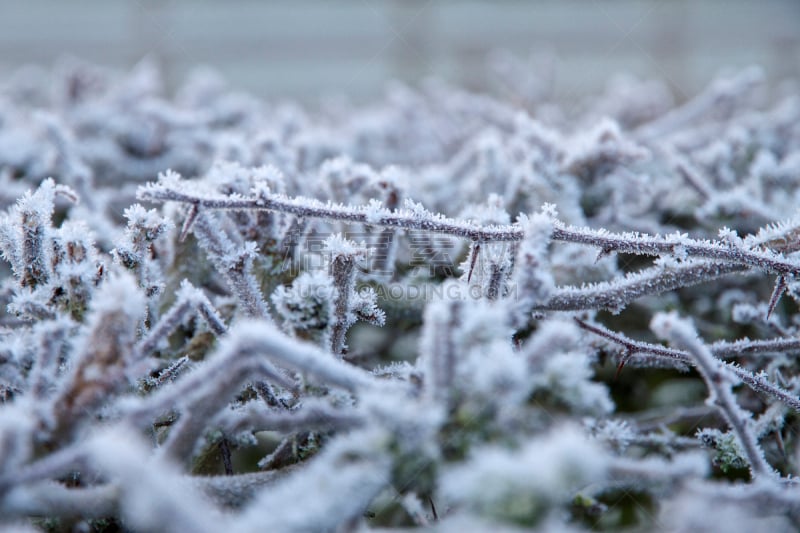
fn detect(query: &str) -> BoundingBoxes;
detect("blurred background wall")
[0,0,797,102]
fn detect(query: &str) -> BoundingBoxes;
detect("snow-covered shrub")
[1,57,800,532]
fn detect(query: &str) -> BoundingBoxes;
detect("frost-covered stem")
[421,298,460,406]
[0,443,91,491]
[115,206,174,326]
[576,318,692,366]
[1,482,118,519]
[651,313,776,479]
[4,179,78,291]
[155,321,384,464]
[577,319,800,412]
[156,360,294,464]
[220,401,363,436]
[195,470,291,508]
[686,480,800,522]
[19,209,49,289]
[140,180,800,276]
[536,261,745,313]
[486,261,505,300]
[124,359,292,439]
[135,281,227,358]
[607,453,709,486]
[147,356,190,389]
[623,433,700,451]
[549,222,800,276]
[0,471,294,519]
[329,251,357,356]
[509,213,554,326]
[49,274,144,441]
[160,377,278,465]
[124,321,379,426]
[730,370,800,415]
[372,183,402,276]
[29,319,73,399]
[669,150,714,200]
[711,336,800,359]
[278,216,308,265]
[766,275,788,319]
[635,66,763,140]
[372,227,398,276]
[192,213,272,321]
[179,204,200,242]
[138,181,524,242]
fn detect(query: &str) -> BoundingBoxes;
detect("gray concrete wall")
[0,0,797,101]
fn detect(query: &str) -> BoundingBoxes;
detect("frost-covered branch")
[576,318,800,413]
[219,400,364,438]
[536,260,745,313]
[138,174,524,242]
[140,174,800,277]
[135,280,227,358]
[190,211,273,320]
[549,222,800,276]
[651,312,777,479]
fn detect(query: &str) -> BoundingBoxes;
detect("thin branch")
[179,204,200,242]
[549,222,800,276]
[144,356,189,390]
[138,182,523,242]
[651,313,778,479]
[467,242,480,283]
[139,179,800,276]
[766,275,788,320]
[191,212,272,321]
[0,482,118,519]
[135,280,227,358]
[219,401,363,436]
[576,319,800,413]
[711,336,800,359]
[536,261,745,313]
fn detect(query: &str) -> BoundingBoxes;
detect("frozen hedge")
[0,58,800,531]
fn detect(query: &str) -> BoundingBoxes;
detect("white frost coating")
[561,117,650,178]
[238,429,391,532]
[83,271,146,325]
[323,232,366,258]
[272,270,337,341]
[510,210,555,326]
[0,404,35,473]
[587,419,636,452]
[660,484,793,532]
[364,198,385,224]
[442,425,608,519]
[230,319,377,392]
[350,286,386,326]
[526,319,614,416]
[531,351,614,415]
[1,60,799,530]
[85,426,223,532]
[418,287,526,408]
[651,311,777,480]
[122,203,174,238]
